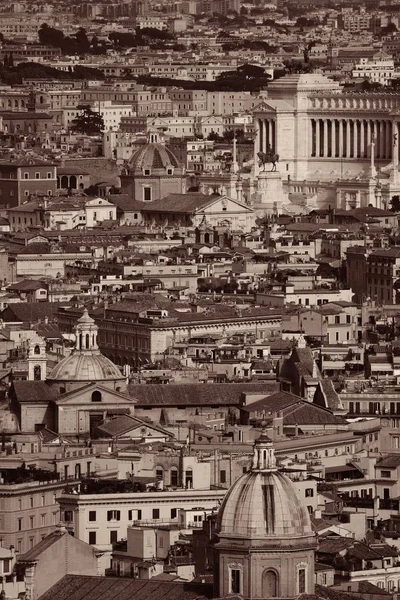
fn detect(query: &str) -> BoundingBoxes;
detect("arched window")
[86,334,90,349]
[91,391,102,403]
[33,365,41,381]
[156,467,163,480]
[34,345,40,355]
[262,570,278,597]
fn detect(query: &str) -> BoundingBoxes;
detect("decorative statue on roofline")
[257,144,279,172]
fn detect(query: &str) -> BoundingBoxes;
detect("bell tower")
[28,335,47,381]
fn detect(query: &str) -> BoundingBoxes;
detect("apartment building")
[58,487,226,550]
[367,248,400,305]
[0,472,71,553]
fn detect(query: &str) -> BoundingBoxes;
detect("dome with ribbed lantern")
[128,143,180,172]
[216,430,313,541]
[214,429,317,599]
[47,309,125,388]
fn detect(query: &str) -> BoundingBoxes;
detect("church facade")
[10,310,136,437]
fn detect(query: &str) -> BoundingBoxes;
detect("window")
[152,508,160,520]
[24,172,29,179]
[41,494,45,506]
[170,468,178,487]
[30,516,34,529]
[107,510,121,522]
[35,172,40,179]
[17,518,22,531]
[47,172,52,179]
[381,471,392,478]
[143,187,152,202]
[64,511,73,522]
[171,508,177,519]
[110,530,118,544]
[156,468,163,480]
[230,568,241,594]
[305,488,314,497]
[298,568,306,594]
[220,470,226,484]
[144,169,151,175]
[89,511,97,522]
[88,531,96,545]
[91,391,102,403]
[41,514,46,526]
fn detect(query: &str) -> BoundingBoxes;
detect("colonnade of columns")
[255,118,276,155]
[311,118,400,161]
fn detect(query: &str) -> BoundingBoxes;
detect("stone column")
[256,118,261,153]
[262,119,268,153]
[360,119,365,158]
[311,119,316,156]
[354,120,359,159]
[331,119,336,158]
[254,118,260,168]
[338,119,343,158]
[346,120,351,158]
[366,120,371,158]
[323,119,329,158]
[271,120,276,153]
[380,120,386,159]
[315,118,320,158]
[386,121,392,160]
[264,120,269,152]
[394,122,399,168]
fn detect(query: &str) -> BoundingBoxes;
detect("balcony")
[379,498,399,511]
[340,495,374,509]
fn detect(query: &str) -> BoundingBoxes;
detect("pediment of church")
[195,195,253,214]
[54,382,136,407]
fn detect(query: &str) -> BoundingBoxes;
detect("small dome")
[216,431,313,540]
[128,143,180,172]
[47,308,125,384]
[47,352,125,383]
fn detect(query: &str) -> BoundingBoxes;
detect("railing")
[341,496,374,509]
[379,498,399,511]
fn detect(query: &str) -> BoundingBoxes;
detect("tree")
[38,23,65,48]
[390,195,400,212]
[75,28,90,54]
[71,105,104,135]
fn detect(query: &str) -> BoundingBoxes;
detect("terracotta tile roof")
[129,382,279,406]
[0,302,61,323]
[18,529,68,562]
[95,415,171,438]
[12,381,58,404]
[375,454,400,468]
[141,193,220,214]
[37,575,213,600]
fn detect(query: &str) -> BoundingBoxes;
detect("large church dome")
[128,142,180,172]
[47,309,125,388]
[216,431,313,541]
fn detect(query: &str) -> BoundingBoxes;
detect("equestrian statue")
[257,144,279,172]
